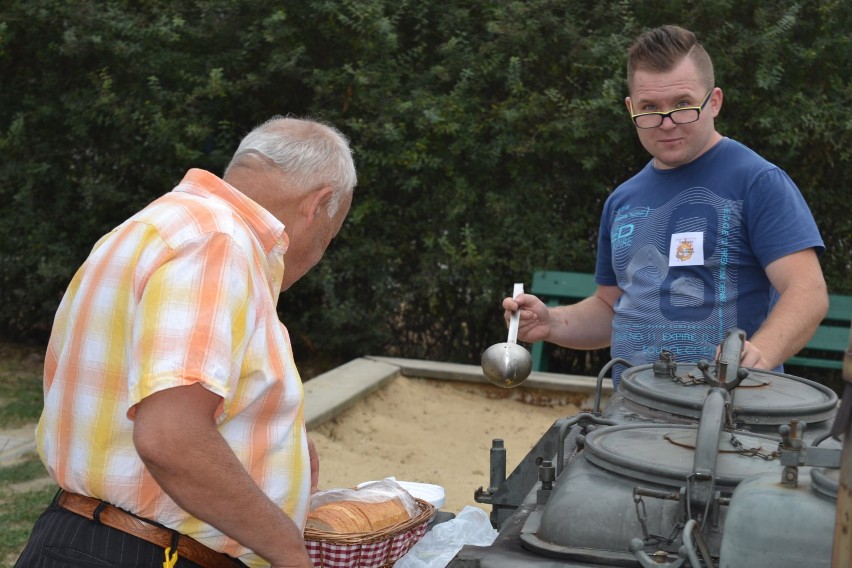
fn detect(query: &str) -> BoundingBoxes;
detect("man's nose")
[659,115,678,129]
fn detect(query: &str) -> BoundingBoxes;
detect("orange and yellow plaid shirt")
[37,168,310,567]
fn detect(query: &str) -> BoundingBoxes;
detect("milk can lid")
[583,423,782,488]
[619,363,837,425]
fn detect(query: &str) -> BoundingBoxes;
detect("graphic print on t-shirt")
[608,187,742,367]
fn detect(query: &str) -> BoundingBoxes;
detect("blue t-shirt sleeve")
[595,197,617,286]
[744,167,825,268]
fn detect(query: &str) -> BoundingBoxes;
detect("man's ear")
[301,186,333,225]
[709,87,723,118]
[624,96,633,115]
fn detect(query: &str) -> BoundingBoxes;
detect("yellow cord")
[163,546,179,568]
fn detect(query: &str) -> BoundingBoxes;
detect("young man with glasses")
[503,25,827,386]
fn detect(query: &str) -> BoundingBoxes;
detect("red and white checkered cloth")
[306,521,429,568]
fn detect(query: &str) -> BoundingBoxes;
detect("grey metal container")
[450,330,844,568]
[718,467,838,568]
[522,425,782,562]
[605,356,837,439]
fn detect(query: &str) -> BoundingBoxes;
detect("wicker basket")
[304,498,436,568]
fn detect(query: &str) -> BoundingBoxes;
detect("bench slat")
[799,325,849,352]
[826,294,852,322]
[786,356,842,370]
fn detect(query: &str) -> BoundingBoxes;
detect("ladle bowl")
[481,283,533,388]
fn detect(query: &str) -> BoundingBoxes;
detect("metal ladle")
[481,283,533,388]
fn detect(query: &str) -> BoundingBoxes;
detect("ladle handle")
[507,283,524,344]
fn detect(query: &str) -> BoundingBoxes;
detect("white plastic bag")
[393,506,498,568]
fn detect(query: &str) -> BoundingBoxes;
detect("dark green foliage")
[1,1,849,378]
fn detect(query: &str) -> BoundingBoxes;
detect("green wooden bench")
[786,294,852,371]
[528,269,852,374]
[529,270,597,372]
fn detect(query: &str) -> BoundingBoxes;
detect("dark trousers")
[15,497,207,568]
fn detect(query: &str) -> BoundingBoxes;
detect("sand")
[309,376,587,514]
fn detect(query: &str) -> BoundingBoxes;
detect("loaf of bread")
[305,497,411,533]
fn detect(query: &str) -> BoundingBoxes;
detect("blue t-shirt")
[595,138,824,384]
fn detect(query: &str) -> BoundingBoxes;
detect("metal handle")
[507,283,524,344]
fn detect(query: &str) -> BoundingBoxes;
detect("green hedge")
[1,0,849,378]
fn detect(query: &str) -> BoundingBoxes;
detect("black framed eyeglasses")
[630,89,714,129]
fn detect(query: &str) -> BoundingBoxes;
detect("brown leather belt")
[57,491,241,568]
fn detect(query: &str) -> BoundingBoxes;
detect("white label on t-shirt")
[669,232,704,266]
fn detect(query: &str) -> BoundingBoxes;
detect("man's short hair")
[626,25,715,93]
[226,116,357,217]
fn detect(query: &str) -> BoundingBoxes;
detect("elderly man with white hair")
[17,116,357,568]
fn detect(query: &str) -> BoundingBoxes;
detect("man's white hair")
[228,115,357,217]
